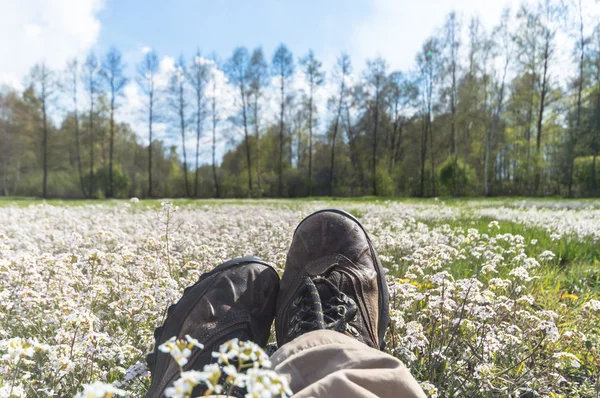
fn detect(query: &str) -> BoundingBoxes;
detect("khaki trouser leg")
[271,330,426,398]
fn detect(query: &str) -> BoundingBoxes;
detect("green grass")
[2,196,598,294]
[2,195,599,206]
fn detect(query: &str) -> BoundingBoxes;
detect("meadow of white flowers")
[0,200,598,397]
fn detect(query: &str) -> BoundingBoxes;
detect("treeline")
[1,1,600,198]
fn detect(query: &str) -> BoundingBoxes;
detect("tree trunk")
[389,102,399,174]
[307,87,313,196]
[191,127,197,198]
[329,102,344,197]
[593,154,598,195]
[535,39,550,195]
[451,61,458,196]
[328,123,338,197]
[254,94,262,193]
[427,64,436,197]
[179,83,188,197]
[395,124,404,168]
[89,84,95,198]
[525,68,536,194]
[420,116,428,197]
[372,92,380,196]
[42,94,48,198]
[73,84,86,198]
[484,128,491,197]
[568,10,585,198]
[328,74,346,197]
[241,86,252,195]
[212,85,220,198]
[463,121,469,190]
[193,83,203,198]
[345,106,365,190]
[278,77,285,197]
[430,116,435,196]
[148,89,153,198]
[593,88,600,195]
[108,89,115,198]
[485,58,508,197]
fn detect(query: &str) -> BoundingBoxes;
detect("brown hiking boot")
[145,257,279,397]
[275,209,390,350]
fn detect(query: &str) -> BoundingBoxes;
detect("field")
[1,198,599,397]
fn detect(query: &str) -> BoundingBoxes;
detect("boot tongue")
[315,270,347,297]
[314,278,336,301]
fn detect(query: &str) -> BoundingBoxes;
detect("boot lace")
[288,276,359,339]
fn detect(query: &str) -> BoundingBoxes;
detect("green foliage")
[3,7,600,200]
[574,156,600,196]
[284,168,307,198]
[376,168,395,197]
[438,156,475,196]
[83,165,130,198]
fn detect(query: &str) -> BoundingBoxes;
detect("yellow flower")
[561,293,578,301]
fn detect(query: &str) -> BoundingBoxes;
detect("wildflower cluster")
[159,337,292,398]
[0,200,597,396]
[373,210,600,396]
[158,335,204,367]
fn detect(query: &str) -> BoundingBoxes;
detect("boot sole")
[293,209,391,350]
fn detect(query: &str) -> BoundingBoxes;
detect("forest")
[1,0,600,199]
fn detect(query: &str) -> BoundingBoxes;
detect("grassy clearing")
[0,198,598,396]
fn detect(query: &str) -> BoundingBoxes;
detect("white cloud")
[0,0,104,89]
[352,0,526,72]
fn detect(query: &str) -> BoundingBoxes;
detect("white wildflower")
[553,352,581,369]
[538,250,556,262]
[74,382,128,398]
[419,381,439,398]
[488,221,500,230]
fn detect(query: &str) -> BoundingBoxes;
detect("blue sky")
[95,0,371,69]
[1,0,537,92]
[5,0,597,164]
[6,0,598,89]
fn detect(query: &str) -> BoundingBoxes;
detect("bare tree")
[168,56,190,197]
[442,11,462,195]
[226,47,253,195]
[328,53,350,196]
[30,62,54,198]
[101,47,127,198]
[272,44,295,197]
[485,9,512,196]
[365,57,387,196]
[534,0,560,194]
[514,5,540,191]
[248,48,269,193]
[65,59,86,197]
[461,16,483,192]
[387,71,417,174]
[209,57,221,198]
[188,51,210,197]
[567,0,587,196]
[83,53,101,197]
[416,38,441,197]
[300,50,325,196]
[591,24,600,195]
[137,50,160,198]
[344,85,366,191]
